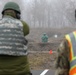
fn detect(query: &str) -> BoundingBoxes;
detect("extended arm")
[55,38,70,75]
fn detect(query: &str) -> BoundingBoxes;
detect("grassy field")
[28,53,56,70]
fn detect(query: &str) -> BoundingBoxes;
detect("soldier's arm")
[21,20,30,36]
[54,38,70,75]
[21,20,30,45]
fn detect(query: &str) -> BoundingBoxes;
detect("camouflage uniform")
[0,2,32,75]
[41,33,48,43]
[55,38,70,75]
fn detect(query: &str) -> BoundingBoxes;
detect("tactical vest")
[0,16,27,56]
[65,31,76,75]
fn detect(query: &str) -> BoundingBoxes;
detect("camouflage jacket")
[54,37,70,75]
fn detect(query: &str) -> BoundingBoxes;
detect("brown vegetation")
[27,28,76,69]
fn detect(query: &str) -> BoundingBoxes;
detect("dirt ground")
[28,53,56,70]
[26,27,76,70]
[27,41,58,70]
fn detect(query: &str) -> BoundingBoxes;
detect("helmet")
[43,33,46,35]
[2,2,21,14]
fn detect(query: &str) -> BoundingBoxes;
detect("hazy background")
[0,0,76,28]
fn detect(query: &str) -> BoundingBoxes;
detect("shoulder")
[57,37,69,56]
[20,20,29,28]
[20,20,28,26]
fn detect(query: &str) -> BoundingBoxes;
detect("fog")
[0,0,76,28]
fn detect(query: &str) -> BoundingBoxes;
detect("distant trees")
[0,0,76,28]
[24,0,75,28]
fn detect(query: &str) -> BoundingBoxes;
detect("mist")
[0,0,76,28]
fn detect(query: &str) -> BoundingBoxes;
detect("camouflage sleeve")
[54,38,70,75]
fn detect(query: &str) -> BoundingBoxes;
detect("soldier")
[54,31,76,75]
[0,2,32,75]
[41,33,48,43]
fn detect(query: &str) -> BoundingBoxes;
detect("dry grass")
[26,28,76,69]
[28,53,56,70]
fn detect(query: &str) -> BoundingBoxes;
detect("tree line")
[0,0,76,28]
